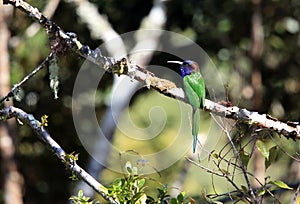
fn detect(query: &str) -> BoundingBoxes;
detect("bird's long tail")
[192,107,200,153]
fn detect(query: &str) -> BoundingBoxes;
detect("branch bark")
[1,0,300,141]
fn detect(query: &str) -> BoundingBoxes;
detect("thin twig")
[186,156,244,197]
[0,52,54,104]
[185,156,224,177]
[270,133,300,162]
[211,114,257,203]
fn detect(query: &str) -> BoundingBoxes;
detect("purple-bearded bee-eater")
[168,60,206,153]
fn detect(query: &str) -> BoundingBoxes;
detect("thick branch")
[0,106,119,204]
[2,0,300,141]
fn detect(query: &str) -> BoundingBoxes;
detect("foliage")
[40,115,48,127]
[70,190,99,204]
[106,161,147,203]
[63,152,80,181]
[196,126,296,203]
[72,162,192,204]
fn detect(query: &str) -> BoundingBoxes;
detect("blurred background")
[0,0,299,203]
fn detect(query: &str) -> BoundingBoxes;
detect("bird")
[168,60,206,153]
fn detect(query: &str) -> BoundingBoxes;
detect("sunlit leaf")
[137,178,145,189]
[212,152,219,159]
[112,178,122,189]
[265,146,279,169]
[256,140,269,160]
[272,180,293,190]
[258,189,266,196]
[78,189,84,197]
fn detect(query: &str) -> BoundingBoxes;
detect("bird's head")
[168,60,199,78]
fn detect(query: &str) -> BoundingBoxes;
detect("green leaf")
[69,174,78,181]
[137,178,145,189]
[258,189,266,196]
[170,198,178,204]
[113,178,122,187]
[272,180,293,190]
[256,140,269,160]
[78,190,84,198]
[177,192,184,203]
[212,152,219,159]
[0,115,8,121]
[239,150,250,168]
[241,185,248,193]
[265,146,279,169]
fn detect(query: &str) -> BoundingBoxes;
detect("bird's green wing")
[183,72,206,108]
[183,76,201,108]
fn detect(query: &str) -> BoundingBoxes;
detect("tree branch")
[0,52,54,104]
[0,106,119,204]
[2,0,300,141]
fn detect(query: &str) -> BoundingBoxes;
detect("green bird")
[168,60,206,153]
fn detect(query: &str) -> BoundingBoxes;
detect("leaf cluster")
[71,161,193,204]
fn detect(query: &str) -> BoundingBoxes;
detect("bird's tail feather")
[192,108,200,153]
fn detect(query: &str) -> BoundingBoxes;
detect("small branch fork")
[0,106,119,204]
[0,52,54,104]
[1,0,299,141]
